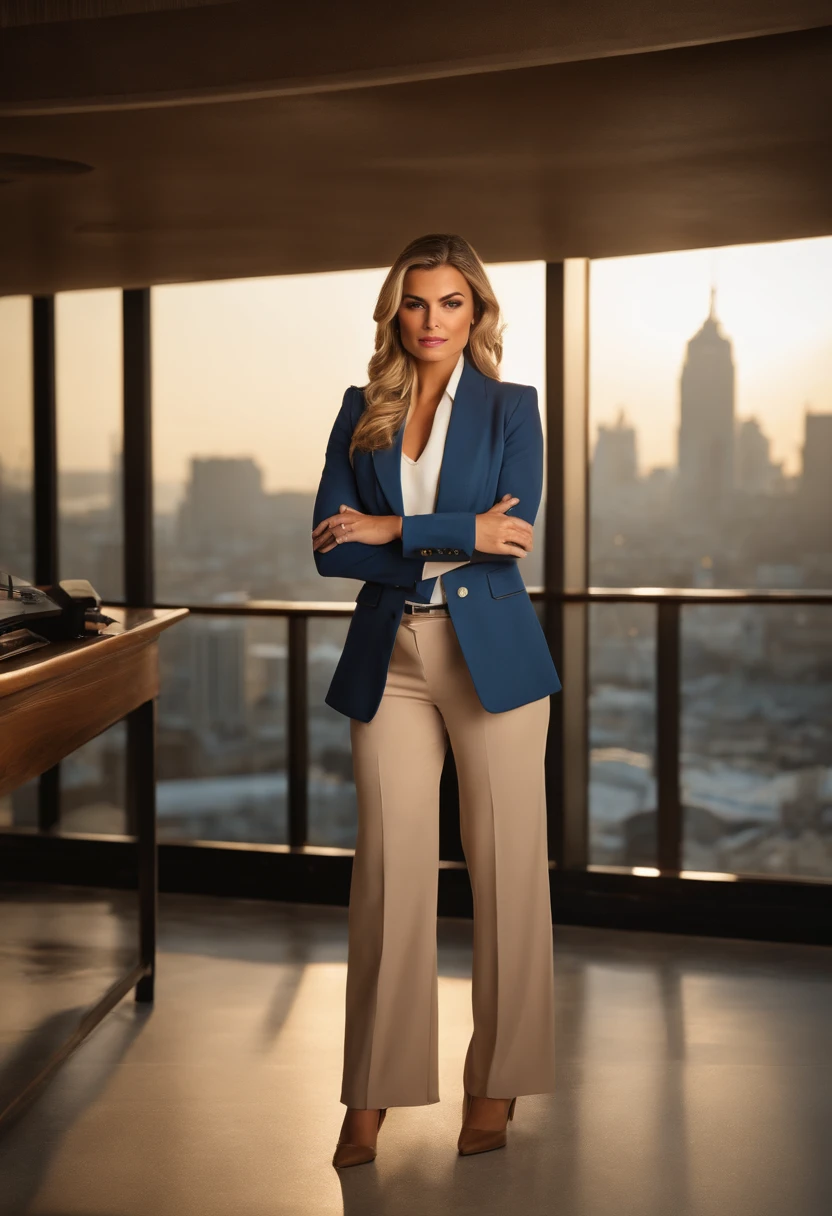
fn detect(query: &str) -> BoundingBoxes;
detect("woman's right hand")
[475,495,533,556]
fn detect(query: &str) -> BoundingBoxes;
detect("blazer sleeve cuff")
[401,511,476,560]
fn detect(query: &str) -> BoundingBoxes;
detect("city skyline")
[589,237,831,478]
[1,236,830,488]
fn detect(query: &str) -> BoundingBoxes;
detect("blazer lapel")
[434,355,486,514]
[371,354,487,518]
[371,404,406,518]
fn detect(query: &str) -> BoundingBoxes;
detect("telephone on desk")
[0,571,115,661]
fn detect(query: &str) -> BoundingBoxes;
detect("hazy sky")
[150,261,546,494]
[590,237,832,475]
[1,237,829,489]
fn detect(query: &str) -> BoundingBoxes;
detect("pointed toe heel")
[332,1107,387,1169]
[457,1091,517,1156]
[457,1126,508,1156]
[332,1142,377,1168]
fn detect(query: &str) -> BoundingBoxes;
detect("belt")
[402,602,450,614]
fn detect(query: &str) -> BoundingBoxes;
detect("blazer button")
[457,587,468,598]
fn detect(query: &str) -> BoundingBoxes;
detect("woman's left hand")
[312,506,402,553]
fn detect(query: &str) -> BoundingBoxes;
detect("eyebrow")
[402,291,465,303]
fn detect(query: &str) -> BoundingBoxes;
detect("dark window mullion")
[123,289,154,839]
[544,262,565,865]
[123,288,153,607]
[33,295,60,833]
[545,261,590,870]
[656,601,682,872]
[288,614,309,848]
[33,295,58,586]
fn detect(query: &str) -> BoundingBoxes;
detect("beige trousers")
[340,611,556,1109]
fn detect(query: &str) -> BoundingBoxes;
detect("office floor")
[0,882,830,1216]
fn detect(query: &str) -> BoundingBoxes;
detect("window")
[156,614,289,843]
[56,289,124,603]
[485,261,547,590]
[152,271,382,606]
[588,238,832,879]
[308,617,355,848]
[681,603,832,879]
[0,298,36,832]
[0,297,33,583]
[589,603,656,866]
[152,263,546,603]
[589,238,832,590]
[53,289,125,830]
[151,263,546,846]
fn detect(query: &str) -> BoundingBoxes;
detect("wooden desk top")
[0,607,188,699]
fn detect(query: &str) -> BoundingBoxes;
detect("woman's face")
[396,264,476,368]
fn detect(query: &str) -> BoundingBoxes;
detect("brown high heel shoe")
[332,1108,387,1169]
[457,1090,516,1156]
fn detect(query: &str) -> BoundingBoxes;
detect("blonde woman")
[311,233,561,1166]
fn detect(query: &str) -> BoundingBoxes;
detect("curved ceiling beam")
[0,0,231,27]
[1,0,830,115]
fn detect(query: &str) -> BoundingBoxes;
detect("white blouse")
[401,351,470,605]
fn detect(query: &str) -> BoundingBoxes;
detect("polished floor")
[0,881,830,1216]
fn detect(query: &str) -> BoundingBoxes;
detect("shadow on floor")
[0,1002,151,1216]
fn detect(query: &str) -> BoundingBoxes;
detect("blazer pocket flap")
[355,581,383,607]
[487,564,525,598]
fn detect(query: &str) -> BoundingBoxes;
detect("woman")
[311,233,561,1167]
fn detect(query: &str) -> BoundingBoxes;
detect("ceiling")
[2,0,829,112]
[0,5,830,295]
[0,0,230,29]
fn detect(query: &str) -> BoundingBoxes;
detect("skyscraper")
[677,289,736,517]
[592,410,639,519]
[736,417,774,495]
[594,410,638,488]
[189,618,247,739]
[800,410,832,536]
[177,456,267,553]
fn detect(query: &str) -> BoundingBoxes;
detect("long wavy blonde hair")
[348,233,505,461]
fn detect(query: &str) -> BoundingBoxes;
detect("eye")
[404,301,424,310]
[445,300,462,309]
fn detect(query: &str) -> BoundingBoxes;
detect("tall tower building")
[677,289,736,517]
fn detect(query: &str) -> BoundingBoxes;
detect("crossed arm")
[311,384,543,587]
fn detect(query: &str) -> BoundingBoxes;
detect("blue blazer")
[312,354,562,722]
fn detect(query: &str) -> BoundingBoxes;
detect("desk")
[0,606,187,1129]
